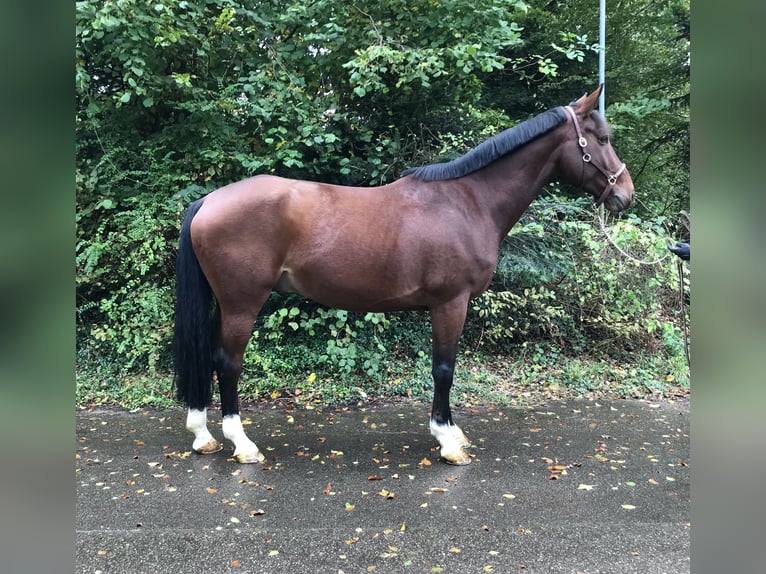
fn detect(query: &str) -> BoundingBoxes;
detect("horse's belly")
[274,265,427,312]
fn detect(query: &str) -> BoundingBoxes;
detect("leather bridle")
[564,106,626,207]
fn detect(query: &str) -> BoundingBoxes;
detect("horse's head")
[559,86,634,213]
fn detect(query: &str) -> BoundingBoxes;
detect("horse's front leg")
[429,299,472,465]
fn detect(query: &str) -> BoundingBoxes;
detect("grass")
[76,341,689,411]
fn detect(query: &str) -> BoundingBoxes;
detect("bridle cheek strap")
[564,106,626,207]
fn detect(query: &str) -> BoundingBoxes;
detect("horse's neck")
[467,131,565,238]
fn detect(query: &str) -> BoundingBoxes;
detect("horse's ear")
[574,85,603,113]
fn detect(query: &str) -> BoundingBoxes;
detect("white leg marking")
[186,408,217,451]
[430,419,471,465]
[222,414,265,463]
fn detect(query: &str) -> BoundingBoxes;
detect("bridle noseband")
[564,106,626,207]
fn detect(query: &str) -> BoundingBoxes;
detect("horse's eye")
[599,135,610,145]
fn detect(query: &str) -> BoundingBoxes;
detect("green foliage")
[76,0,689,405]
[467,194,687,361]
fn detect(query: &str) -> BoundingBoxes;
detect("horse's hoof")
[194,438,223,455]
[235,450,266,464]
[441,449,472,466]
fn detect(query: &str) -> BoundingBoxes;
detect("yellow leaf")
[230,516,240,523]
[502,493,516,499]
[307,372,317,384]
[268,550,279,556]
[449,547,461,553]
[622,504,636,510]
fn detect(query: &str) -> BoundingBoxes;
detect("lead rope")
[593,208,671,266]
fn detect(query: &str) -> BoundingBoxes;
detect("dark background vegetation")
[75,0,690,408]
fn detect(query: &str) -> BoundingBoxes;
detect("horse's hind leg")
[215,307,266,464]
[186,408,223,454]
[185,307,222,455]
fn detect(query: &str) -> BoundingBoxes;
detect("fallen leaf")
[578,484,596,491]
[323,482,333,495]
[419,458,432,467]
[345,502,355,511]
[368,475,383,481]
[231,560,241,567]
[449,547,461,553]
[378,489,395,499]
[230,516,240,523]
[268,550,279,557]
[622,504,636,510]
[502,493,516,499]
[249,509,265,516]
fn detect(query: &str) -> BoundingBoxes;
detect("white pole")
[599,0,606,116]
[598,0,606,220]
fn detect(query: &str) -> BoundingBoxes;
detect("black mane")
[401,106,569,182]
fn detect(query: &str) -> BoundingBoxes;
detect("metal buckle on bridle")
[564,106,625,207]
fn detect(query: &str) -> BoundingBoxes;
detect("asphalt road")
[76,398,689,573]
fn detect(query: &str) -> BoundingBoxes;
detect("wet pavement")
[76,399,689,573]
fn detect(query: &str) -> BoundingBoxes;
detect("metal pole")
[599,0,606,116]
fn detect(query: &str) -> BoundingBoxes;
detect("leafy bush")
[75,0,689,403]
[467,194,687,360]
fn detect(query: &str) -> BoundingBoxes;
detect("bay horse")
[173,86,633,465]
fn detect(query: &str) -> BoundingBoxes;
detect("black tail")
[173,199,214,410]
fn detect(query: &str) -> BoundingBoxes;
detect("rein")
[564,106,626,207]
